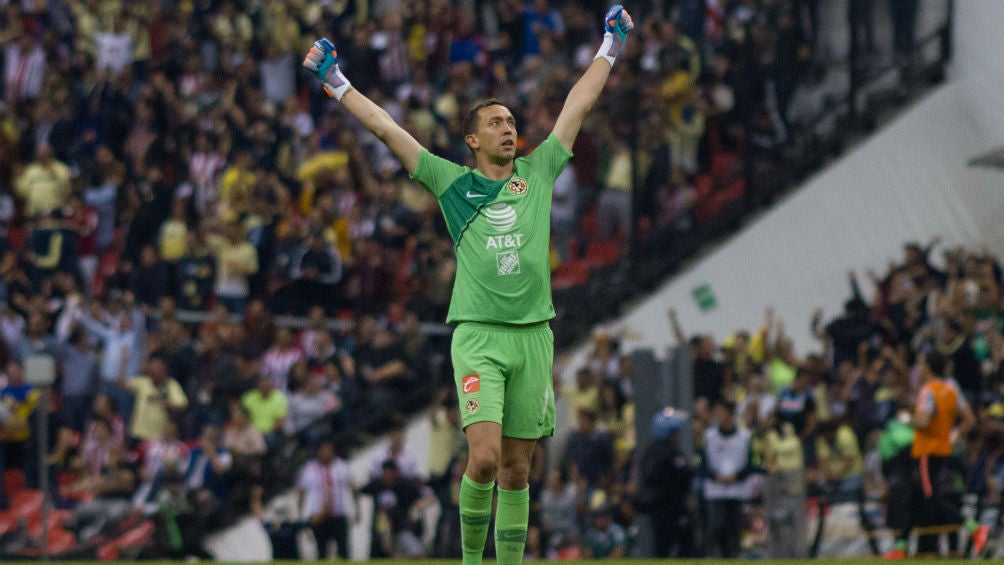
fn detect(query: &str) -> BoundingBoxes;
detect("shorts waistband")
[455,320,551,333]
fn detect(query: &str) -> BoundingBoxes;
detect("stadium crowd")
[574,240,1004,560]
[0,0,942,559]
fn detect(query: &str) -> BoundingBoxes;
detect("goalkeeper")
[303,7,633,565]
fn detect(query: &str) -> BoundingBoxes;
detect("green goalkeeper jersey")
[410,133,572,325]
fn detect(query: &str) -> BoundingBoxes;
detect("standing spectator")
[125,352,189,443]
[297,439,354,560]
[130,245,171,309]
[260,327,305,392]
[174,229,216,311]
[286,374,341,447]
[762,417,806,559]
[636,408,695,557]
[562,408,614,489]
[4,33,45,103]
[58,327,100,433]
[281,228,344,315]
[0,360,39,496]
[935,318,983,404]
[208,221,259,315]
[77,298,146,421]
[241,375,288,450]
[184,425,233,510]
[777,367,818,447]
[700,400,752,558]
[13,310,58,363]
[15,143,70,218]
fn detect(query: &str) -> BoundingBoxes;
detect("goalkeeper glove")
[302,38,352,101]
[595,5,634,66]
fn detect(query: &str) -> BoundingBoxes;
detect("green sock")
[460,474,494,565]
[495,486,529,565]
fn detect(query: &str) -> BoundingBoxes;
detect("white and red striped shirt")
[4,42,45,101]
[261,346,304,391]
[188,151,227,213]
[297,457,353,518]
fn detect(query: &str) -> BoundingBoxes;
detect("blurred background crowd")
[0,0,982,561]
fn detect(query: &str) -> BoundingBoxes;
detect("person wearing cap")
[636,408,695,557]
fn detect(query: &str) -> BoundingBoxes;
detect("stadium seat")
[584,240,621,267]
[551,259,591,289]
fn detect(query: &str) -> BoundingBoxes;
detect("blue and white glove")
[595,5,634,66]
[302,38,352,101]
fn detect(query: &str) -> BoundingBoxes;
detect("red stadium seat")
[551,259,591,289]
[584,240,621,267]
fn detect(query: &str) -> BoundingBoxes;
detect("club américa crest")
[508,177,528,195]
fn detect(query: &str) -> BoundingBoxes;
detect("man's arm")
[552,58,613,152]
[303,40,423,174]
[552,5,634,152]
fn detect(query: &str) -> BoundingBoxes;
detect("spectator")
[77,297,146,420]
[360,459,435,559]
[367,416,422,480]
[260,326,305,392]
[636,408,695,558]
[58,327,100,433]
[13,309,58,363]
[4,33,45,103]
[15,143,69,218]
[777,366,818,446]
[0,360,39,498]
[207,220,259,315]
[762,416,806,559]
[184,425,233,510]
[581,503,626,559]
[130,245,171,309]
[297,439,354,560]
[124,352,188,443]
[562,408,614,489]
[700,400,752,558]
[286,373,341,447]
[241,375,288,449]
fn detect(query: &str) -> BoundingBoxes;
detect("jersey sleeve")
[523,133,573,185]
[410,149,469,198]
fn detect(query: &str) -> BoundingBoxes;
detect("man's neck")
[476,160,514,181]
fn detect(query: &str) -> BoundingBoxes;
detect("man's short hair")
[462,98,505,137]
[925,350,948,378]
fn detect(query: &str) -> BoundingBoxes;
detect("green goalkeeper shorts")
[451,321,556,439]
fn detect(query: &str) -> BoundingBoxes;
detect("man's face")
[467,105,517,164]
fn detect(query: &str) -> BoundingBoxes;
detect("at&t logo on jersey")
[482,202,524,275]
[462,374,480,394]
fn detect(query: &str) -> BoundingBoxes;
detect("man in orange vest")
[885,350,975,559]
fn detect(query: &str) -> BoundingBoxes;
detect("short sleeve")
[410,149,469,198]
[522,134,573,185]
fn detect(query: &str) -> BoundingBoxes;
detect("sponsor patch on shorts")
[462,373,480,394]
[466,398,480,414]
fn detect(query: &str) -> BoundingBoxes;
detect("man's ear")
[465,133,478,150]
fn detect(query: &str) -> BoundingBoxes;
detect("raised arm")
[552,5,634,151]
[302,39,424,174]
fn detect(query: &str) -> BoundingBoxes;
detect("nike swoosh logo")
[466,191,486,198]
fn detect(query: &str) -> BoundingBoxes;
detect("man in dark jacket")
[636,408,695,557]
